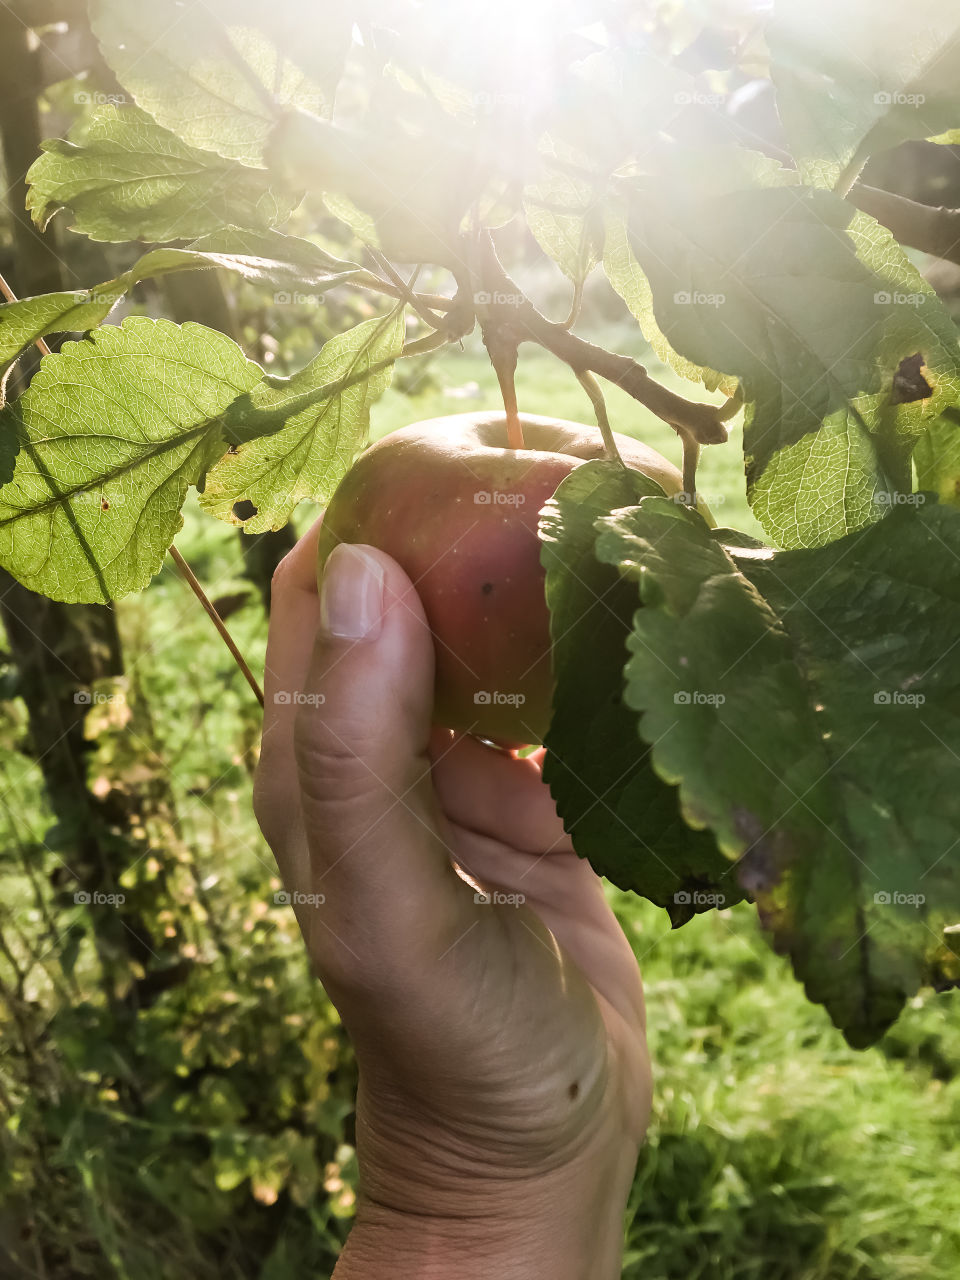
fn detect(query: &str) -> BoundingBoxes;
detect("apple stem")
[499,375,526,451]
[483,325,526,450]
[577,371,625,467]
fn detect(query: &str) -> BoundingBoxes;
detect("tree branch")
[479,237,728,447]
[640,106,960,271]
[365,252,446,329]
[847,184,960,266]
[346,270,454,313]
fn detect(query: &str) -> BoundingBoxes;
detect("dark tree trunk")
[0,6,192,1002]
[0,575,163,991]
[240,526,298,610]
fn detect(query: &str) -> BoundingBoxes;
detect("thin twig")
[366,251,446,329]
[348,270,455,313]
[576,370,625,466]
[718,384,744,422]
[168,545,264,707]
[402,329,453,358]
[563,278,585,330]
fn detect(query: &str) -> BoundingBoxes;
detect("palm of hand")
[347,730,651,1216]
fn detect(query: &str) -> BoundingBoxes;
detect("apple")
[317,412,694,745]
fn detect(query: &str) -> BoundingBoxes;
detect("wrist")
[333,1142,639,1280]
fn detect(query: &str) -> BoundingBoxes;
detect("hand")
[255,521,652,1279]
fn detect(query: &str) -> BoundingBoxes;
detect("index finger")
[256,516,324,849]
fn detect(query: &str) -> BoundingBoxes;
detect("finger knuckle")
[293,717,381,804]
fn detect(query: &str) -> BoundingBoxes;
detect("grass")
[616,896,960,1279]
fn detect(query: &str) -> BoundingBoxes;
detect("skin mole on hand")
[568,1081,580,1100]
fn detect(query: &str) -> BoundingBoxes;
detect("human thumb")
[292,543,466,981]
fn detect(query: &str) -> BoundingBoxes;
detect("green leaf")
[625,174,960,548]
[199,312,406,532]
[541,462,747,923]
[605,148,792,398]
[523,154,604,287]
[770,0,960,188]
[90,0,351,167]
[184,228,361,290]
[26,105,299,243]
[268,111,483,266]
[596,495,960,1046]
[603,209,737,397]
[914,409,960,507]
[0,318,261,603]
[0,236,361,386]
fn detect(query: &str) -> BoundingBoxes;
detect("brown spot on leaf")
[890,353,932,405]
